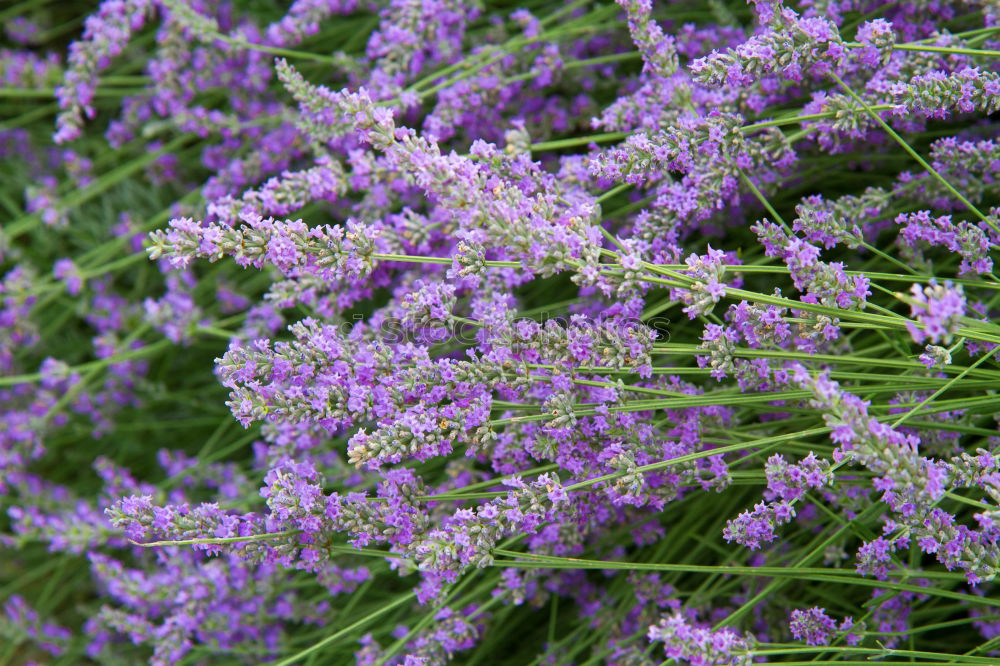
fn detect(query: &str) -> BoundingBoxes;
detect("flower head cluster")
[647,613,752,665]
[1,595,71,657]
[905,280,965,345]
[690,9,847,87]
[895,212,993,276]
[149,214,380,282]
[55,0,153,143]
[791,364,998,583]
[789,607,861,646]
[616,0,678,79]
[764,452,833,501]
[723,499,796,550]
[674,246,730,319]
[854,19,896,68]
[892,68,1000,118]
[792,191,875,250]
[753,220,871,309]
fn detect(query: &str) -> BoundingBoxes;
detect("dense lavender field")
[1,0,999,664]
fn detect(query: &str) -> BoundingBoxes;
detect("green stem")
[272,591,417,666]
[0,102,57,131]
[751,645,998,664]
[4,135,193,242]
[742,104,895,132]
[0,338,172,387]
[860,241,921,277]
[130,530,303,547]
[530,131,629,152]
[0,87,148,98]
[890,43,1000,57]
[216,35,338,64]
[890,342,996,428]
[0,0,57,23]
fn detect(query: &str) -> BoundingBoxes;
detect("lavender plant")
[1,1,1000,664]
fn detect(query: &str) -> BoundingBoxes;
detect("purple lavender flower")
[674,246,730,319]
[9,3,1000,663]
[854,19,896,68]
[895,211,993,276]
[904,280,965,345]
[765,452,833,502]
[892,68,1000,118]
[25,177,65,227]
[53,258,84,296]
[617,0,678,78]
[791,364,997,583]
[55,0,154,143]
[723,500,795,550]
[148,213,380,282]
[690,8,847,87]
[788,607,837,645]
[752,220,870,309]
[648,612,752,665]
[1,595,72,656]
